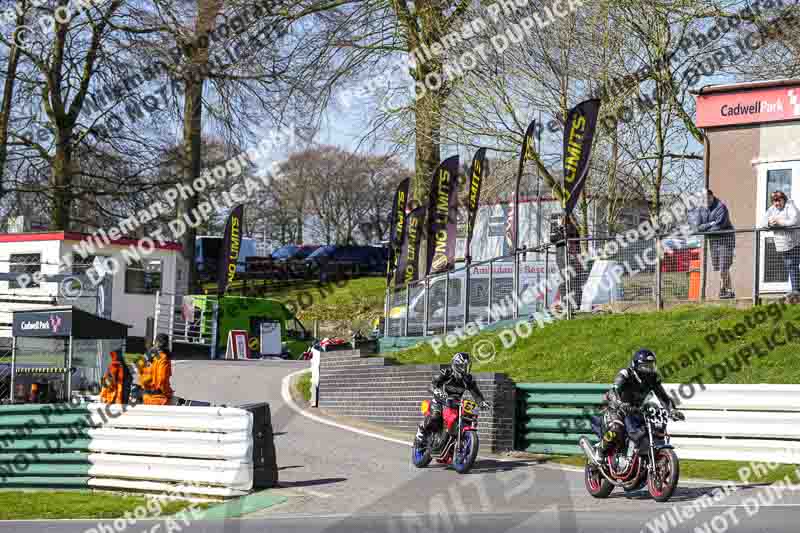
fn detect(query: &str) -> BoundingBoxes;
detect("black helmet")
[631,348,656,375]
[154,333,169,351]
[452,352,471,377]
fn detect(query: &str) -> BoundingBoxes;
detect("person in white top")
[763,190,800,297]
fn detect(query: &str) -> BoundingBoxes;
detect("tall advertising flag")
[386,178,410,285]
[562,98,601,216]
[425,155,460,276]
[217,204,245,296]
[465,148,487,262]
[395,205,426,287]
[513,120,537,253]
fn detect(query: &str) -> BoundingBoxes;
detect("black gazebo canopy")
[12,306,129,339]
[9,306,130,403]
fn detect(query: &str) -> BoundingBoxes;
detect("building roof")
[0,231,182,251]
[691,78,800,95]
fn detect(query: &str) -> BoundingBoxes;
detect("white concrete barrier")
[654,384,800,463]
[86,403,253,497]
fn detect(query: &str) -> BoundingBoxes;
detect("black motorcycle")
[578,402,682,502]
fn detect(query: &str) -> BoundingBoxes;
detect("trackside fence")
[386,226,800,336]
[516,383,800,463]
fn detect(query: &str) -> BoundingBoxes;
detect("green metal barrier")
[0,404,92,487]
[515,383,609,455]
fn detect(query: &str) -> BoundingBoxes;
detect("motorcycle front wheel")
[647,449,680,502]
[584,461,614,498]
[453,431,479,474]
[412,439,432,468]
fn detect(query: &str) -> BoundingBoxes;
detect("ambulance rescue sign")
[696,85,800,128]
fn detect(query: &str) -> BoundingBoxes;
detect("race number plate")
[462,399,477,414]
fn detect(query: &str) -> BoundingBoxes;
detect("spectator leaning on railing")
[550,213,583,309]
[763,190,800,300]
[694,190,736,299]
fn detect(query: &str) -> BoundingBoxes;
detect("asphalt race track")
[5,360,800,533]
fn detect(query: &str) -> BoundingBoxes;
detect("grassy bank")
[389,303,800,384]
[204,277,386,325]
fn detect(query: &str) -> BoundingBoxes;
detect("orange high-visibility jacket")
[99,353,125,404]
[139,351,173,405]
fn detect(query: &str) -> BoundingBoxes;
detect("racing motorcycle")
[578,402,682,502]
[412,387,480,474]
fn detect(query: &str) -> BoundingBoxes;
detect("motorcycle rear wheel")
[412,440,432,468]
[647,449,680,502]
[453,431,479,474]
[584,461,614,498]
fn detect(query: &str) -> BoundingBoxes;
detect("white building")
[459,196,652,261]
[0,232,185,339]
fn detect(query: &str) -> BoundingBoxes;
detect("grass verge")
[296,371,312,402]
[546,455,797,484]
[0,490,201,520]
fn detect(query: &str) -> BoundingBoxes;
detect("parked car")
[271,244,321,262]
[304,245,389,280]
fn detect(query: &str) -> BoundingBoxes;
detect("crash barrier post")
[86,403,256,498]
[238,402,279,489]
[516,383,800,463]
[0,403,92,488]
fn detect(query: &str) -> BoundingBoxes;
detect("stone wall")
[317,349,516,452]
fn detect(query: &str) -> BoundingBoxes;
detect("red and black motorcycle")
[412,388,480,473]
[578,402,682,502]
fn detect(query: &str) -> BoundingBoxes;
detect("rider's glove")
[669,410,685,421]
[480,400,490,410]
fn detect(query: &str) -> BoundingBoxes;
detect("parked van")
[195,235,259,282]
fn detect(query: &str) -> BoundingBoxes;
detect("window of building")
[125,259,162,294]
[766,169,792,207]
[71,254,96,276]
[9,253,41,288]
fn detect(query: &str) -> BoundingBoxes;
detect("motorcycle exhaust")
[579,437,599,465]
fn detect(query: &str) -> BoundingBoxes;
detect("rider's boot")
[414,424,427,447]
[594,430,615,462]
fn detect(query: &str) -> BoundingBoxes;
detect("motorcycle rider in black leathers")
[593,349,685,461]
[415,352,490,446]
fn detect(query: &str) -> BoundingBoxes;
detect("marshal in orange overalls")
[137,350,174,405]
[99,352,131,404]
